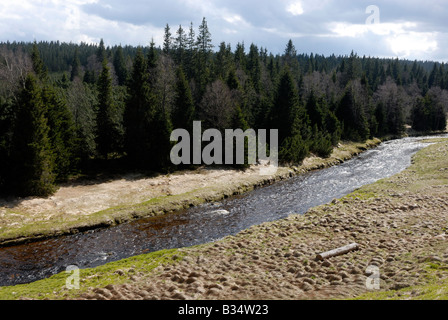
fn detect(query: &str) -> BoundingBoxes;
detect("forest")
[0,17,447,197]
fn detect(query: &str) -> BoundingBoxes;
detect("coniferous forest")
[0,18,447,197]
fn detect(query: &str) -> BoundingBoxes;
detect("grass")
[353,265,448,300]
[0,248,186,300]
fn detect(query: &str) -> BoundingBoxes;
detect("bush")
[279,133,309,164]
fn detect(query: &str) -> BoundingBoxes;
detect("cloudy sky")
[0,0,447,62]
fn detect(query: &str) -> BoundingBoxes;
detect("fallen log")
[316,243,359,261]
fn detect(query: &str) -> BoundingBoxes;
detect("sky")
[0,0,447,62]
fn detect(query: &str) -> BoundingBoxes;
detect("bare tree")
[199,79,236,130]
[302,71,340,102]
[426,87,448,113]
[374,77,407,134]
[0,45,33,101]
[152,54,176,114]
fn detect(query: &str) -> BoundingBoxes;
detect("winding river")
[0,134,446,287]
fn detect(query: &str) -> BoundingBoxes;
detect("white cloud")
[386,32,438,58]
[286,1,304,16]
[328,22,418,38]
[326,20,438,59]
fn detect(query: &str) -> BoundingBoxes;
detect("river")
[0,135,445,287]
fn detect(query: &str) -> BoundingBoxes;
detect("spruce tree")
[124,48,155,168]
[95,59,121,159]
[0,97,14,192]
[149,104,173,171]
[70,48,81,81]
[96,39,106,63]
[42,85,76,181]
[163,24,172,55]
[113,45,128,86]
[9,74,55,196]
[173,25,187,65]
[269,67,310,163]
[31,42,48,81]
[336,85,370,141]
[269,67,308,144]
[172,67,195,130]
[230,105,251,169]
[195,17,213,96]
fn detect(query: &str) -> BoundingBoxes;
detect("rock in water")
[210,209,230,215]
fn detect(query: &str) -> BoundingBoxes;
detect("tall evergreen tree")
[336,85,370,141]
[0,97,14,192]
[95,59,121,159]
[173,25,187,65]
[9,74,55,196]
[195,17,213,96]
[172,67,195,130]
[96,39,106,63]
[42,85,76,181]
[70,48,81,81]
[163,24,173,55]
[269,67,309,144]
[247,44,261,92]
[31,42,48,81]
[124,48,155,168]
[412,93,447,131]
[113,45,128,86]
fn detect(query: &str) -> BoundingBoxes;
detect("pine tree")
[124,48,155,168]
[172,67,195,130]
[9,74,56,196]
[214,42,232,80]
[147,39,158,70]
[195,17,213,96]
[113,45,128,86]
[269,67,310,163]
[42,85,76,181]
[96,39,106,63]
[305,90,324,129]
[149,104,173,171]
[247,44,261,92]
[163,24,173,55]
[196,17,213,55]
[269,67,309,144]
[412,93,447,131]
[336,85,370,141]
[230,105,251,169]
[0,97,14,192]
[31,42,48,81]
[234,42,246,70]
[70,48,81,81]
[95,59,121,159]
[173,25,187,65]
[185,22,196,78]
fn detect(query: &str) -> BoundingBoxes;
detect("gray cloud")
[0,0,446,61]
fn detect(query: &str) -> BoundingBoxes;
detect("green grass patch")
[353,266,448,300]
[0,248,186,300]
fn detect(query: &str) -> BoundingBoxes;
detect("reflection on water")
[0,135,446,286]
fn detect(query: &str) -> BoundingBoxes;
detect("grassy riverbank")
[0,139,380,247]
[0,136,447,300]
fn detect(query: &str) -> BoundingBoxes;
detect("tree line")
[1,17,447,197]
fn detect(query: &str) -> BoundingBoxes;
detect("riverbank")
[0,139,380,247]
[1,136,447,300]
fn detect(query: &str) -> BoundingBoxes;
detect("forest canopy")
[1,18,447,196]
